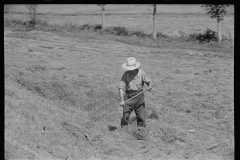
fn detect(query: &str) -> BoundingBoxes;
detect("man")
[119,57,153,129]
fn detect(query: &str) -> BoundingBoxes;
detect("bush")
[36,19,48,26]
[198,28,217,42]
[78,24,102,31]
[157,32,168,38]
[187,33,200,42]
[188,28,217,43]
[4,19,28,27]
[94,24,102,31]
[4,19,48,28]
[102,26,150,38]
[101,27,111,34]
[28,19,37,27]
[79,24,92,30]
[130,30,147,38]
[111,26,129,36]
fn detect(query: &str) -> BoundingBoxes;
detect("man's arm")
[119,74,126,106]
[119,88,125,106]
[141,70,153,91]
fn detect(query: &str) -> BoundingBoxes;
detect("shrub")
[198,28,217,43]
[79,24,92,30]
[4,19,27,27]
[93,24,102,31]
[77,24,103,31]
[188,28,217,43]
[157,32,168,38]
[111,26,129,36]
[187,33,200,42]
[102,26,120,35]
[28,19,37,27]
[130,30,147,38]
[36,19,48,26]
[102,26,149,38]
[101,26,130,36]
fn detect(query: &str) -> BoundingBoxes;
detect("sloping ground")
[5,27,234,160]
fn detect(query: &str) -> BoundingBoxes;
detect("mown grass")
[4,18,234,54]
[4,16,234,159]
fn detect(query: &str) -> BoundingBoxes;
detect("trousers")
[121,93,146,127]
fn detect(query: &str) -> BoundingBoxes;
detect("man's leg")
[134,96,146,127]
[121,104,133,128]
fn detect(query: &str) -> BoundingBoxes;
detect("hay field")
[5,4,234,38]
[5,4,234,160]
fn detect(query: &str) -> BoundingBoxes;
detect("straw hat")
[122,57,141,71]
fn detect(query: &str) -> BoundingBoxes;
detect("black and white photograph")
[4,4,234,160]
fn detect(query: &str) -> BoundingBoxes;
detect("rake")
[67,69,175,146]
[84,69,174,127]
[123,73,171,105]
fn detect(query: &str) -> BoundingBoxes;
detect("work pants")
[121,93,146,127]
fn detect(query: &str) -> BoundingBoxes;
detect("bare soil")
[5,22,234,160]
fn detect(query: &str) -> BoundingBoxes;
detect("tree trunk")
[101,5,106,29]
[217,21,222,43]
[33,8,36,21]
[27,5,37,26]
[30,9,34,21]
[32,8,36,23]
[152,4,157,40]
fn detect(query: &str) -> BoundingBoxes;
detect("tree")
[201,4,229,43]
[26,4,38,27]
[152,4,157,40]
[97,4,106,29]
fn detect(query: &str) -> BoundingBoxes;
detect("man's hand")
[147,86,152,91]
[120,101,125,107]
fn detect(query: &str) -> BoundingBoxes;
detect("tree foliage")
[201,4,229,22]
[201,4,229,43]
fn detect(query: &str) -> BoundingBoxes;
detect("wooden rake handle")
[123,74,171,105]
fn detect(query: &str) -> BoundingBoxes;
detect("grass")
[5,4,234,15]
[4,10,234,159]
[4,18,234,55]
[4,5,234,45]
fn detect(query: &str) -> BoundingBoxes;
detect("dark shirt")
[119,69,152,92]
